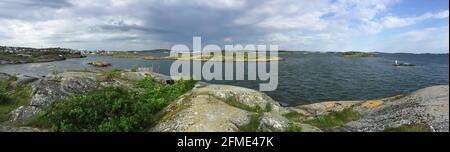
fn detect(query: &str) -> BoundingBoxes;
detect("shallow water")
[0,52,448,105]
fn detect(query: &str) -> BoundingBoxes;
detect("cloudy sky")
[0,0,448,53]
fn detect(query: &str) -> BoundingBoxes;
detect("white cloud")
[374,26,449,53]
[0,0,448,53]
[257,12,329,30]
[267,33,292,43]
[382,10,449,28]
[162,0,246,9]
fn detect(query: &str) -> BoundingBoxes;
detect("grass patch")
[25,111,52,129]
[130,67,138,72]
[0,77,31,122]
[306,108,360,129]
[99,68,123,81]
[239,114,261,132]
[384,124,431,132]
[283,111,305,122]
[286,122,302,132]
[224,96,263,113]
[0,92,10,104]
[265,103,272,112]
[34,76,196,132]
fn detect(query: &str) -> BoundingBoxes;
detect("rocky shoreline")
[0,70,448,132]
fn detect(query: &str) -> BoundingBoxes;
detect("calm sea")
[1,52,448,105]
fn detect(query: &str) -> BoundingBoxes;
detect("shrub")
[239,114,261,132]
[286,122,302,132]
[0,92,10,104]
[283,111,305,121]
[99,68,123,81]
[0,85,31,122]
[41,77,196,132]
[265,103,272,112]
[44,87,145,132]
[0,82,9,104]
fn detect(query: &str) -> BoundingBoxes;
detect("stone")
[258,112,289,132]
[344,85,449,132]
[0,124,48,132]
[9,106,40,122]
[151,92,252,132]
[199,85,281,111]
[16,75,39,86]
[0,73,10,82]
[300,124,322,132]
[88,60,111,67]
[293,100,363,116]
[151,84,288,132]
[9,72,102,122]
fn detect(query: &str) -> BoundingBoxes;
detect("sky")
[0,0,448,53]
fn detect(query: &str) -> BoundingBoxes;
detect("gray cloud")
[0,0,72,20]
[0,0,448,52]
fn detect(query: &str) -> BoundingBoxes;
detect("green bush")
[41,77,196,132]
[99,68,123,81]
[0,85,31,122]
[239,114,261,132]
[0,92,10,104]
[283,111,305,121]
[286,122,302,132]
[0,82,9,104]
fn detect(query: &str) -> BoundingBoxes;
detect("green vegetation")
[384,124,431,132]
[283,111,305,132]
[286,122,302,132]
[265,103,272,113]
[224,95,276,132]
[0,76,31,122]
[306,108,360,129]
[106,51,143,58]
[99,68,123,81]
[34,76,196,132]
[130,67,138,72]
[341,51,377,57]
[239,114,261,132]
[25,111,51,129]
[0,92,10,104]
[225,96,262,113]
[0,47,83,64]
[283,111,305,121]
[0,86,11,104]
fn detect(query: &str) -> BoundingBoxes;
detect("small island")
[173,52,283,62]
[341,51,377,57]
[0,46,85,65]
[103,50,283,62]
[88,60,111,67]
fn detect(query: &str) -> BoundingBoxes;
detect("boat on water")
[393,60,416,66]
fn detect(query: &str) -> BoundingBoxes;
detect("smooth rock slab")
[152,84,289,132]
[345,85,449,132]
